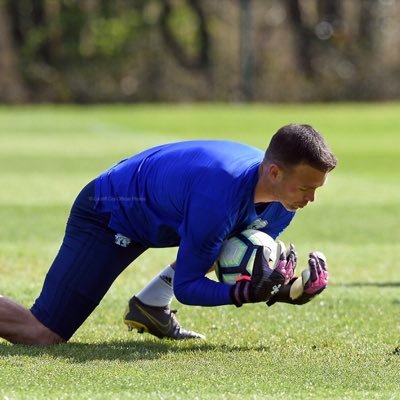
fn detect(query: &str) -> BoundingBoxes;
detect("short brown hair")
[264,124,337,172]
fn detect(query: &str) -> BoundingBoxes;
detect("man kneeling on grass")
[0,124,336,344]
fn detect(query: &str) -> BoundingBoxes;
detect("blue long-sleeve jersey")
[94,140,295,306]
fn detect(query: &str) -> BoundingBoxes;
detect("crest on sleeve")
[115,233,131,247]
[247,218,268,230]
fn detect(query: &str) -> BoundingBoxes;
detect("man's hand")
[274,243,297,285]
[230,242,298,307]
[266,251,328,306]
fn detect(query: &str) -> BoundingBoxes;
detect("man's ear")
[268,163,282,182]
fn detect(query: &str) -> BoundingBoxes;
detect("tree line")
[0,0,399,103]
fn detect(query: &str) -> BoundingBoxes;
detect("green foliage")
[166,1,203,57]
[0,104,399,399]
[3,1,400,102]
[79,10,147,59]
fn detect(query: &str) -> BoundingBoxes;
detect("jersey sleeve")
[173,191,235,306]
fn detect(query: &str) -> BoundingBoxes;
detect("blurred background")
[1,0,399,104]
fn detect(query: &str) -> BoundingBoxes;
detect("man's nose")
[305,190,315,203]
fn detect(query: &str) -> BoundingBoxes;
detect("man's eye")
[299,188,307,192]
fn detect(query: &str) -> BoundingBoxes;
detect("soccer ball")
[215,229,278,285]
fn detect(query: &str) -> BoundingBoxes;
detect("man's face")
[271,163,328,211]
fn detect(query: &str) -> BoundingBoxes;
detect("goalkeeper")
[0,124,336,345]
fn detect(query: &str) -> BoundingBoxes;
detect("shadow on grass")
[332,282,400,288]
[0,340,271,363]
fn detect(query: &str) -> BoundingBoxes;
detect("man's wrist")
[230,277,255,307]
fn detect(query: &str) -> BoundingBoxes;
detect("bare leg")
[0,295,65,345]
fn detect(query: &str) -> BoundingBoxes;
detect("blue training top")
[94,140,295,307]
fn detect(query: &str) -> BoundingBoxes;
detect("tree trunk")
[317,0,342,23]
[284,0,315,78]
[359,0,379,53]
[239,0,254,102]
[0,0,28,103]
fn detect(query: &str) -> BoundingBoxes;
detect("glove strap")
[230,276,255,307]
[266,277,316,307]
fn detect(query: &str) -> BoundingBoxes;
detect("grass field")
[0,103,399,399]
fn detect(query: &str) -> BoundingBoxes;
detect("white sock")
[136,265,175,307]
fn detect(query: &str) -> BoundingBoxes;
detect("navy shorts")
[30,181,147,340]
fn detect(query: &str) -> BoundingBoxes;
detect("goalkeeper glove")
[266,251,328,306]
[230,242,297,307]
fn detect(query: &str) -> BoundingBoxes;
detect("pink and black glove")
[230,242,297,307]
[267,251,328,306]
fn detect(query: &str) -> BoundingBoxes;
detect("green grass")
[0,103,399,399]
